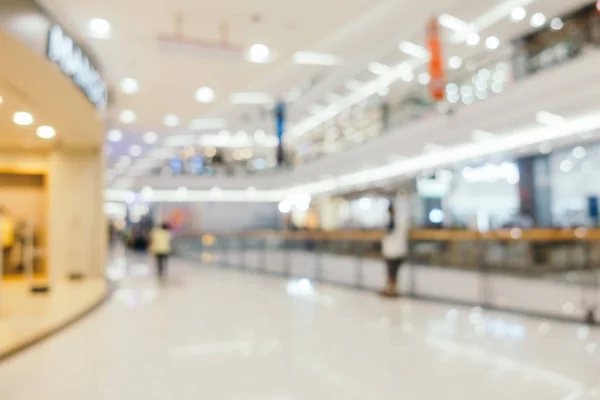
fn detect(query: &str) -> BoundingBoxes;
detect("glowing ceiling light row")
[290,5,518,140]
[286,111,600,195]
[104,188,286,203]
[289,57,428,139]
[162,132,278,148]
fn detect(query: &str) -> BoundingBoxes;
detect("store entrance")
[0,173,46,277]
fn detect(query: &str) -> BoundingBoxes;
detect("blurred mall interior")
[1,0,600,398]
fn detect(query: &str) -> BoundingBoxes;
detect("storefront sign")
[512,2,600,80]
[46,25,108,109]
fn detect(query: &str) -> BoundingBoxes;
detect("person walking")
[381,198,409,297]
[150,223,172,280]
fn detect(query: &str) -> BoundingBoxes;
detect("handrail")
[179,228,600,242]
[172,226,600,324]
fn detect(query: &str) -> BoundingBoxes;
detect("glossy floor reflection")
[0,253,598,400]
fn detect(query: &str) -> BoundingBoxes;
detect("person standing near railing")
[381,196,410,297]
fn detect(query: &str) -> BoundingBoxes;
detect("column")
[47,148,105,282]
[517,155,553,226]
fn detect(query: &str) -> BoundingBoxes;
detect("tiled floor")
[0,277,106,359]
[0,252,598,399]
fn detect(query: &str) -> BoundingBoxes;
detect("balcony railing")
[173,228,600,324]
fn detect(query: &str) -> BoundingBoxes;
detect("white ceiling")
[130,48,600,197]
[32,0,598,193]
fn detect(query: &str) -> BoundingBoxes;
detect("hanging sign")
[426,17,445,102]
[47,24,108,109]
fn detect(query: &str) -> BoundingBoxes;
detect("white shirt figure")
[382,193,410,259]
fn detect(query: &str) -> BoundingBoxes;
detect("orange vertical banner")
[427,17,445,102]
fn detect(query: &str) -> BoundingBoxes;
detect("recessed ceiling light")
[581,161,593,174]
[229,92,272,105]
[247,43,272,63]
[107,129,123,142]
[446,83,459,93]
[143,131,158,144]
[491,81,503,94]
[36,125,55,139]
[572,146,586,159]
[485,36,500,50]
[478,69,491,81]
[448,56,462,69]
[88,18,111,39]
[418,72,431,85]
[120,78,138,94]
[401,69,414,82]
[530,13,546,28]
[129,145,142,157]
[293,51,339,66]
[13,111,33,126]
[0,95,3,104]
[163,114,180,127]
[550,17,564,31]
[368,61,390,75]
[560,159,572,173]
[476,89,488,100]
[510,7,526,22]
[195,86,215,103]
[119,109,136,124]
[466,32,480,46]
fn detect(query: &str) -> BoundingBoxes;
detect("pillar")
[517,155,553,226]
[47,148,105,281]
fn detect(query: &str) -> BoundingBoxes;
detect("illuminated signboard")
[46,24,108,109]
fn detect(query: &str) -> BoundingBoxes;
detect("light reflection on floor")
[0,252,598,400]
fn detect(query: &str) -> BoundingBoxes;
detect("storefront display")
[0,174,46,276]
[0,8,107,288]
[512,2,600,79]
